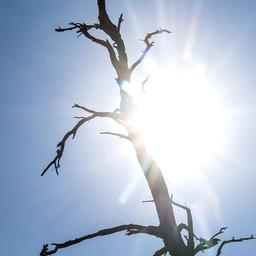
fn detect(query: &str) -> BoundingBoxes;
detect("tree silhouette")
[40,1,254,256]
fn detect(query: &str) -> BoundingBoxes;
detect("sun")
[131,59,230,181]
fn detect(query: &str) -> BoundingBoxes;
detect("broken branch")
[117,13,124,33]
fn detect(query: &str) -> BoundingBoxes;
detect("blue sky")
[1,0,256,255]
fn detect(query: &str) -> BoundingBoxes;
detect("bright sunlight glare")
[130,59,230,181]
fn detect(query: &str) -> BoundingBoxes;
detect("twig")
[210,227,228,240]
[117,13,124,32]
[142,75,150,92]
[73,103,122,124]
[142,199,154,203]
[100,131,130,140]
[72,103,98,114]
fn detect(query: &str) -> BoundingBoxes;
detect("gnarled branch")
[216,235,255,256]
[56,22,120,71]
[97,0,127,61]
[41,106,121,176]
[39,224,161,256]
[129,29,171,73]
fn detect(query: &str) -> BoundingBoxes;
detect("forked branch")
[97,0,128,65]
[55,1,170,82]
[39,224,161,256]
[41,105,121,176]
[171,198,195,252]
[194,227,227,254]
[210,227,228,240]
[130,29,171,73]
[55,22,119,71]
[216,235,255,256]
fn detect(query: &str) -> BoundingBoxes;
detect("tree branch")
[210,227,228,240]
[142,75,150,92]
[117,13,124,33]
[55,22,120,71]
[170,197,195,252]
[41,115,96,176]
[193,228,229,255]
[72,103,100,114]
[40,224,161,255]
[143,197,197,252]
[41,107,121,176]
[97,0,129,80]
[194,227,228,254]
[97,0,119,41]
[55,22,100,33]
[100,131,130,140]
[216,235,255,256]
[129,29,171,73]
[153,247,168,256]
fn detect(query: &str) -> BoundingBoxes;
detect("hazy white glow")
[182,0,203,60]
[131,59,230,181]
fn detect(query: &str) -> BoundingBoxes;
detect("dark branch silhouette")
[130,29,171,73]
[117,13,124,33]
[100,131,130,140]
[56,22,119,72]
[153,247,168,256]
[40,0,255,255]
[216,235,255,256]
[41,106,120,176]
[40,224,161,256]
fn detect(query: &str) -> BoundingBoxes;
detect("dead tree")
[40,1,254,255]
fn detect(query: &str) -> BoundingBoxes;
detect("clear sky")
[1,0,256,255]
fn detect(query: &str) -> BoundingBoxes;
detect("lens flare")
[132,59,230,181]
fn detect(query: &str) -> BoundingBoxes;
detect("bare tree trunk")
[128,129,187,256]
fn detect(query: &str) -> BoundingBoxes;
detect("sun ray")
[182,0,203,60]
[129,58,231,182]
